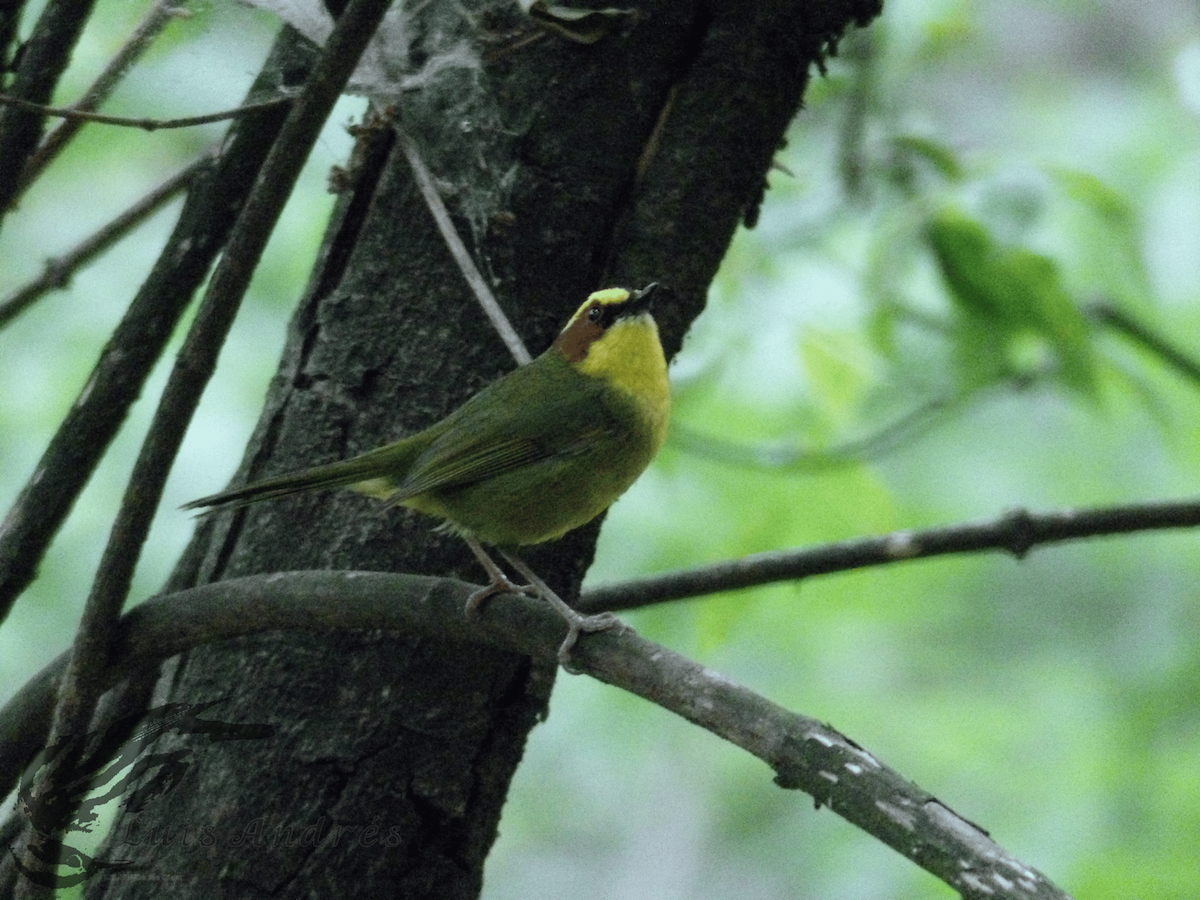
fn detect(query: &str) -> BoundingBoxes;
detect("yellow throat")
[558,287,671,456]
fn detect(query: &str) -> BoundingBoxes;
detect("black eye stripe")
[589,302,626,328]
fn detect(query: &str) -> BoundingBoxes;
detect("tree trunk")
[86,1,880,896]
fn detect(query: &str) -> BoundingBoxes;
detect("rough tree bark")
[80,1,881,896]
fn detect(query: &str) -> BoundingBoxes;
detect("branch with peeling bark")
[0,570,1072,900]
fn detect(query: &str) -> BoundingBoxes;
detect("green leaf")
[1047,166,1155,308]
[891,135,964,181]
[925,208,1097,394]
[1051,167,1134,224]
[926,210,1000,318]
[800,329,873,427]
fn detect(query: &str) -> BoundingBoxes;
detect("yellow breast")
[577,312,670,455]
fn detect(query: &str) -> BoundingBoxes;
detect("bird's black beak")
[627,282,659,315]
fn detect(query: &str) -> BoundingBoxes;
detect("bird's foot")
[553,608,619,673]
[464,574,536,619]
[497,547,620,673]
[462,536,536,618]
[463,538,622,671]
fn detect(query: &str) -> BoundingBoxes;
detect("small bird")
[185,284,670,668]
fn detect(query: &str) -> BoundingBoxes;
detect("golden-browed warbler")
[185,284,670,668]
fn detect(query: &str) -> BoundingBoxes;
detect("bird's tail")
[182,440,425,513]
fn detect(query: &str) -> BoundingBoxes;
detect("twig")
[20,0,189,194]
[0,0,99,216]
[670,391,966,471]
[396,124,533,365]
[0,571,1071,900]
[0,155,206,329]
[578,497,1200,612]
[0,93,294,133]
[0,32,310,622]
[1089,300,1200,387]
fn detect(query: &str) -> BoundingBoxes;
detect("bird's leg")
[498,548,618,672]
[462,537,537,616]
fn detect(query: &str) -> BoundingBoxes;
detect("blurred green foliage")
[2,0,1199,897]
[573,1,1200,897]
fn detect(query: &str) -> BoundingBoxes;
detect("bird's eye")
[587,305,604,323]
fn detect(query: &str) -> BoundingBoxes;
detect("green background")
[1,0,1198,896]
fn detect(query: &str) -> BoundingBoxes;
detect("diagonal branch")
[396,123,533,365]
[578,496,1200,612]
[0,570,1072,900]
[1089,300,1200,388]
[36,0,398,796]
[0,31,309,622]
[6,6,392,891]
[0,0,99,217]
[0,3,21,84]
[0,154,205,329]
[669,390,967,470]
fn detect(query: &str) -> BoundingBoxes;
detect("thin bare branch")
[8,7,394,888]
[670,390,965,471]
[396,124,533,365]
[0,93,294,133]
[0,5,21,83]
[0,27,312,898]
[21,0,190,193]
[0,571,1072,900]
[37,0,397,766]
[669,374,1042,473]
[0,154,206,329]
[0,33,309,622]
[579,497,1200,612]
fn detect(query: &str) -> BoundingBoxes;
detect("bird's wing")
[386,359,613,502]
[386,422,606,502]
